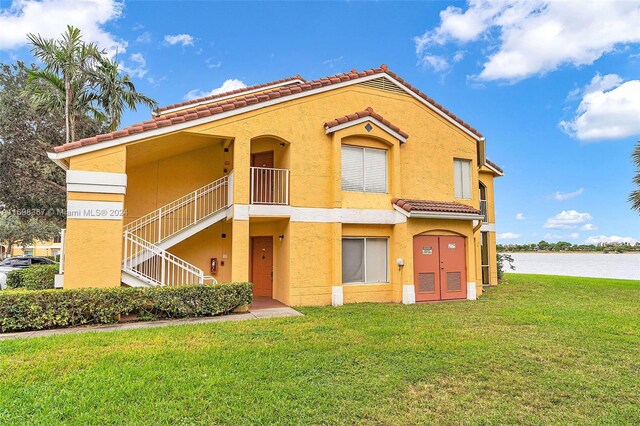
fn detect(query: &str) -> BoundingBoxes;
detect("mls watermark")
[6,208,128,219]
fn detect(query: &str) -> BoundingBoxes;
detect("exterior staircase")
[122,175,230,287]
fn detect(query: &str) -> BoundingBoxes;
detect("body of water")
[505,252,640,280]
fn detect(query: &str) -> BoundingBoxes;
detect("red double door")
[413,235,467,302]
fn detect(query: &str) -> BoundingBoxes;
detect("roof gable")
[50,65,484,157]
[324,107,409,143]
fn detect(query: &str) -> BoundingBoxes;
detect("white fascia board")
[408,211,485,221]
[47,152,69,170]
[156,79,306,116]
[325,116,407,143]
[49,73,483,160]
[392,204,411,217]
[485,162,504,176]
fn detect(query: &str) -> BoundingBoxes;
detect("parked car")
[0,256,57,290]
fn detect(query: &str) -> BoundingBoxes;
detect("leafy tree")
[0,211,59,255]
[27,25,157,139]
[0,61,104,222]
[538,240,550,251]
[630,141,640,213]
[92,55,157,131]
[27,26,102,144]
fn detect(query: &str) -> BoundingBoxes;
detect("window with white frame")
[341,145,387,193]
[342,237,388,284]
[453,158,472,199]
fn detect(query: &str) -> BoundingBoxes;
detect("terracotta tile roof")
[53,64,483,154]
[324,107,409,139]
[392,198,482,215]
[485,158,504,174]
[155,75,305,113]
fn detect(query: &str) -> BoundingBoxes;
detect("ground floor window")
[342,237,388,284]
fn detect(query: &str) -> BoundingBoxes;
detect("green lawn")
[1,274,638,425]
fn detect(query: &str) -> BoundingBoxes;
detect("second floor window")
[341,145,387,193]
[453,158,472,199]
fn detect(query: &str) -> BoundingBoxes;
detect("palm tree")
[27,26,101,143]
[92,55,157,131]
[630,141,640,212]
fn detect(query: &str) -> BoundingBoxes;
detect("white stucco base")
[467,282,477,300]
[402,284,415,304]
[54,274,64,289]
[331,286,344,306]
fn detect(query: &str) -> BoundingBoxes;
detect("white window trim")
[341,145,388,194]
[342,237,389,285]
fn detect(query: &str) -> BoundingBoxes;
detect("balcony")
[250,166,290,205]
[480,199,488,223]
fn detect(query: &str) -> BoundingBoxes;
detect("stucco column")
[330,222,343,306]
[232,133,251,205]
[394,221,413,304]
[231,219,250,282]
[63,147,127,288]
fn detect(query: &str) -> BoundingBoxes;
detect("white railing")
[125,175,229,245]
[123,231,205,286]
[250,166,289,205]
[480,200,488,223]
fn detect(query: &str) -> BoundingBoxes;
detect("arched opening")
[249,135,291,205]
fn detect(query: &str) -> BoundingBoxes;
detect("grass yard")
[0,274,638,425]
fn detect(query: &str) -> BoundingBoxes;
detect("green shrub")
[6,265,58,290]
[5,269,24,289]
[0,282,253,333]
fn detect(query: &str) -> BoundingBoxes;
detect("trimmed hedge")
[0,282,253,333]
[6,265,58,290]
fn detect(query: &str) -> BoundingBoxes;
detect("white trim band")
[480,223,495,232]
[233,204,407,224]
[66,171,127,195]
[66,200,125,220]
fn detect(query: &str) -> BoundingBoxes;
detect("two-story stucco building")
[47,65,503,306]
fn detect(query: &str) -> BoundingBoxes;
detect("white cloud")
[551,187,584,201]
[581,223,598,231]
[119,52,147,78]
[420,54,450,72]
[544,232,579,240]
[183,79,247,101]
[323,56,344,69]
[560,74,640,141]
[497,232,521,240]
[0,0,126,56]
[515,212,525,220]
[205,58,222,68]
[164,33,194,46]
[136,32,151,43]
[414,1,640,81]
[544,210,591,229]
[452,51,465,63]
[585,235,637,245]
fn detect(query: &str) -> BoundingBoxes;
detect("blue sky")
[1,0,639,244]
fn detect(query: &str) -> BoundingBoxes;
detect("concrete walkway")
[0,304,303,340]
